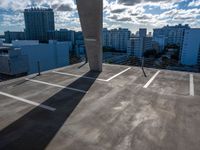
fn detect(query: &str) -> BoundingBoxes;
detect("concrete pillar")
[76,0,103,72]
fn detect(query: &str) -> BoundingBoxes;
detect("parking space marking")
[53,67,131,82]
[143,70,160,88]
[25,78,87,93]
[0,91,56,111]
[105,67,131,81]
[190,74,194,96]
[52,71,107,82]
[103,63,121,67]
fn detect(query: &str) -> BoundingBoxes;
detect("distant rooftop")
[24,6,53,11]
[0,63,200,150]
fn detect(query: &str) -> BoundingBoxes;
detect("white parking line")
[25,78,87,93]
[143,70,160,88]
[52,71,107,82]
[0,91,56,111]
[105,67,131,81]
[53,67,131,82]
[103,63,121,67]
[189,74,194,96]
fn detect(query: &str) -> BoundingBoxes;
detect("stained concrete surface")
[54,63,129,80]
[0,63,200,150]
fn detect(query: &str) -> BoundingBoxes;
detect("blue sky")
[0,0,200,34]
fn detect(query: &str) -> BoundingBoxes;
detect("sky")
[0,0,200,34]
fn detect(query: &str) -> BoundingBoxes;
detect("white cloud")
[0,0,200,34]
[0,12,25,32]
[0,0,76,11]
[0,0,79,32]
[116,0,180,9]
[54,11,81,31]
[102,0,200,32]
[188,0,200,7]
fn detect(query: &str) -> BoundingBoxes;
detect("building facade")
[48,29,75,45]
[153,36,167,52]
[139,28,147,37]
[24,7,55,42]
[127,37,153,58]
[4,31,25,43]
[0,40,3,46]
[0,47,29,75]
[12,40,71,74]
[103,28,131,52]
[181,29,200,66]
[103,28,111,47]
[153,24,190,49]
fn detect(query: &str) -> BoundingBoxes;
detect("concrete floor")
[0,63,200,150]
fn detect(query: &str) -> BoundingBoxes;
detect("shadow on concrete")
[0,71,100,150]
[78,62,87,69]
[12,75,38,87]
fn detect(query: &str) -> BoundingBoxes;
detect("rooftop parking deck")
[0,63,200,150]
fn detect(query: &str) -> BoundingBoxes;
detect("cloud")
[52,4,74,11]
[117,0,141,5]
[117,0,178,6]
[188,0,200,7]
[0,0,200,34]
[157,8,200,27]
[0,0,76,11]
[103,0,200,32]
[108,15,132,21]
[136,14,152,20]
[116,0,180,10]
[117,17,132,21]
[1,12,24,30]
[111,8,126,13]
[0,0,79,32]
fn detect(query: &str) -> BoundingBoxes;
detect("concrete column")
[76,0,103,72]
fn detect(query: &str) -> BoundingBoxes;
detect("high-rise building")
[74,31,86,56]
[127,37,152,58]
[4,31,25,43]
[103,28,111,47]
[103,28,131,52]
[75,31,84,41]
[48,29,75,45]
[139,28,147,37]
[153,35,167,52]
[181,29,200,66]
[153,24,190,49]
[0,40,3,46]
[24,7,55,42]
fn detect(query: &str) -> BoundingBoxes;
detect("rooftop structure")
[0,41,71,75]
[0,47,29,75]
[0,63,200,150]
